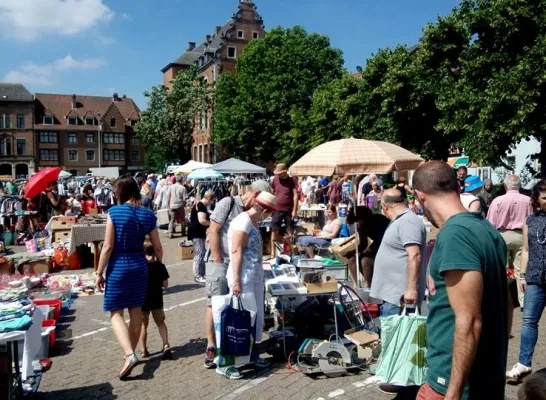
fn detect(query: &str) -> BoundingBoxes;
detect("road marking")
[328,389,344,397]
[58,297,206,342]
[217,377,269,400]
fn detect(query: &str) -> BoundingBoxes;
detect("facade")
[161,0,265,164]
[0,84,36,179]
[34,93,143,176]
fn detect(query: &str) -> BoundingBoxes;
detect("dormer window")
[68,117,78,125]
[237,30,244,39]
[85,118,95,126]
[43,116,53,125]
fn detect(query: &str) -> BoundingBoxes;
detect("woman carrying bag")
[188,190,215,283]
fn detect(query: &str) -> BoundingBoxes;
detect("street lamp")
[97,113,102,167]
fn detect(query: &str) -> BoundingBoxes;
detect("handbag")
[220,296,252,357]
[375,306,428,386]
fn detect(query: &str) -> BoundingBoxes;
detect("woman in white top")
[297,204,342,258]
[460,175,484,212]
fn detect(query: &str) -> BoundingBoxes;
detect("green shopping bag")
[375,307,427,386]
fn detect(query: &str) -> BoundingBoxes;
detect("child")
[139,237,172,359]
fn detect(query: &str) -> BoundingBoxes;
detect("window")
[131,151,140,161]
[67,117,78,125]
[0,114,10,129]
[103,150,125,161]
[16,139,25,155]
[0,138,11,155]
[43,116,53,125]
[237,30,244,39]
[85,133,94,144]
[39,149,58,161]
[252,31,259,39]
[39,131,58,143]
[85,118,95,126]
[227,46,236,58]
[130,120,138,127]
[86,150,95,161]
[103,133,125,144]
[16,114,24,129]
[68,150,78,161]
[131,135,139,145]
[110,118,116,127]
[68,132,77,144]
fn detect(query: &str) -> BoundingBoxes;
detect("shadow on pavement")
[125,356,164,381]
[37,382,116,399]
[164,283,204,295]
[171,337,207,359]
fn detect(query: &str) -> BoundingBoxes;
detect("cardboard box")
[180,246,194,260]
[53,229,71,243]
[51,216,77,230]
[296,223,316,236]
[344,328,380,361]
[21,259,51,274]
[0,261,14,275]
[304,279,338,294]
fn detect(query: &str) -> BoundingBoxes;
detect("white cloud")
[0,0,114,41]
[121,13,132,21]
[96,35,117,46]
[4,55,107,86]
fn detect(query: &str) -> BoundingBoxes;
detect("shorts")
[142,309,165,326]
[206,261,228,306]
[362,240,381,260]
[271,210,294,231]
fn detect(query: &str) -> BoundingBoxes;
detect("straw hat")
[254,192,279,211]
[273,163,288,175]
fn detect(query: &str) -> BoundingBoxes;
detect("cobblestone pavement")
[36,234,546,400]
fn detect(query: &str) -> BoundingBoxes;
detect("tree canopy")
[137,67,209,169]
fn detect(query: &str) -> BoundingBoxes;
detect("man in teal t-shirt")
[412,161,508,400]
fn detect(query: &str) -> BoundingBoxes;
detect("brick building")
[161,0,265,163]
[34,93,143,175]
[0,84,36,179]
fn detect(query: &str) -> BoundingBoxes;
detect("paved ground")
[36,234,546,400]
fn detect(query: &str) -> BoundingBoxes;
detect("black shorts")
[271,210,294,231]
[362,240,381,260]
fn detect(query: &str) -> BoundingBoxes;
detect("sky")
[0,0,461,109]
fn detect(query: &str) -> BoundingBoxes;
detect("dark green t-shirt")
[426,212,508,400]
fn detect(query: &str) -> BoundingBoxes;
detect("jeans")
[518,283,546,367]
[381,302,401,317]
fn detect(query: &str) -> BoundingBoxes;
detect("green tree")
[137,67,210,170]
[213,26,344,164]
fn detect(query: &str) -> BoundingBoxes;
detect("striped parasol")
[289,138,424,176]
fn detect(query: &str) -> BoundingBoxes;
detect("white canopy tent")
[171,160,212,174]
[211,158,266,175]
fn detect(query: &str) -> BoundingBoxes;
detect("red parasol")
[25,167,62,199]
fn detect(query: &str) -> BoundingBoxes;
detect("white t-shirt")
[460,193,479,211]
[226,212,264,284]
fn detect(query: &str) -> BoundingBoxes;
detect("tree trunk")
[541,134,546,179]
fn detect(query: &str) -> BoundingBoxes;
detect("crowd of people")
[69,161,546,399]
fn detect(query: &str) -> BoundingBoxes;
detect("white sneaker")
[506,363,532,382]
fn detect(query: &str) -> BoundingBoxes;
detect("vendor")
[297,204,341,258]
[346,206,390,289]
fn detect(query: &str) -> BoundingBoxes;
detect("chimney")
[216,26,221,34]
[187,41,196,51]
[205,34,211,42]
[71,94,77,109]
[112,92,119,102]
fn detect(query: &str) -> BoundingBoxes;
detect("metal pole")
[98,115,102,167]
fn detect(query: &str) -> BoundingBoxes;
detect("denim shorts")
[206,261,228,306]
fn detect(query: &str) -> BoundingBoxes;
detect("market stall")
[211,158,266,175]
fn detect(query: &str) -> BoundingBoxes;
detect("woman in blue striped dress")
[95,175,163,379]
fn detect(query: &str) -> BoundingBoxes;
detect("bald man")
[370,188,427,316]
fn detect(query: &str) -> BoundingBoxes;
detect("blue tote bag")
[220,296,252,357]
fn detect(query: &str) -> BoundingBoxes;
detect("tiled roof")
[351,72,362,79]
[162,19,235,72]
[0,83,33,102]
[34,93,140,130]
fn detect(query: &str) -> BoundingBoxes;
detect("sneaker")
[253,357,270,368]
[204,346,216,369]
[194,275,206,284]
[216,365,242,380]
[506,363,532,382]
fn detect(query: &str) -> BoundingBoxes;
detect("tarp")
[212,158,266,174]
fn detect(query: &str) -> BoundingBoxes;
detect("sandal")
[119,353,139,380]
[162,344,172,360]
[139,350,151,359]
[216,365,242,380]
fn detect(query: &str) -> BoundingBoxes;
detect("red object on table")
[32,299,62,321]
[24,167,62,199]
[41,319,57,348]
[82,199,97,215]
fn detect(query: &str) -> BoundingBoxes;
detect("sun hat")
[273,163,288,175]
[254,192,279,211]
[464,175,484,193]
[250,179,271,193]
